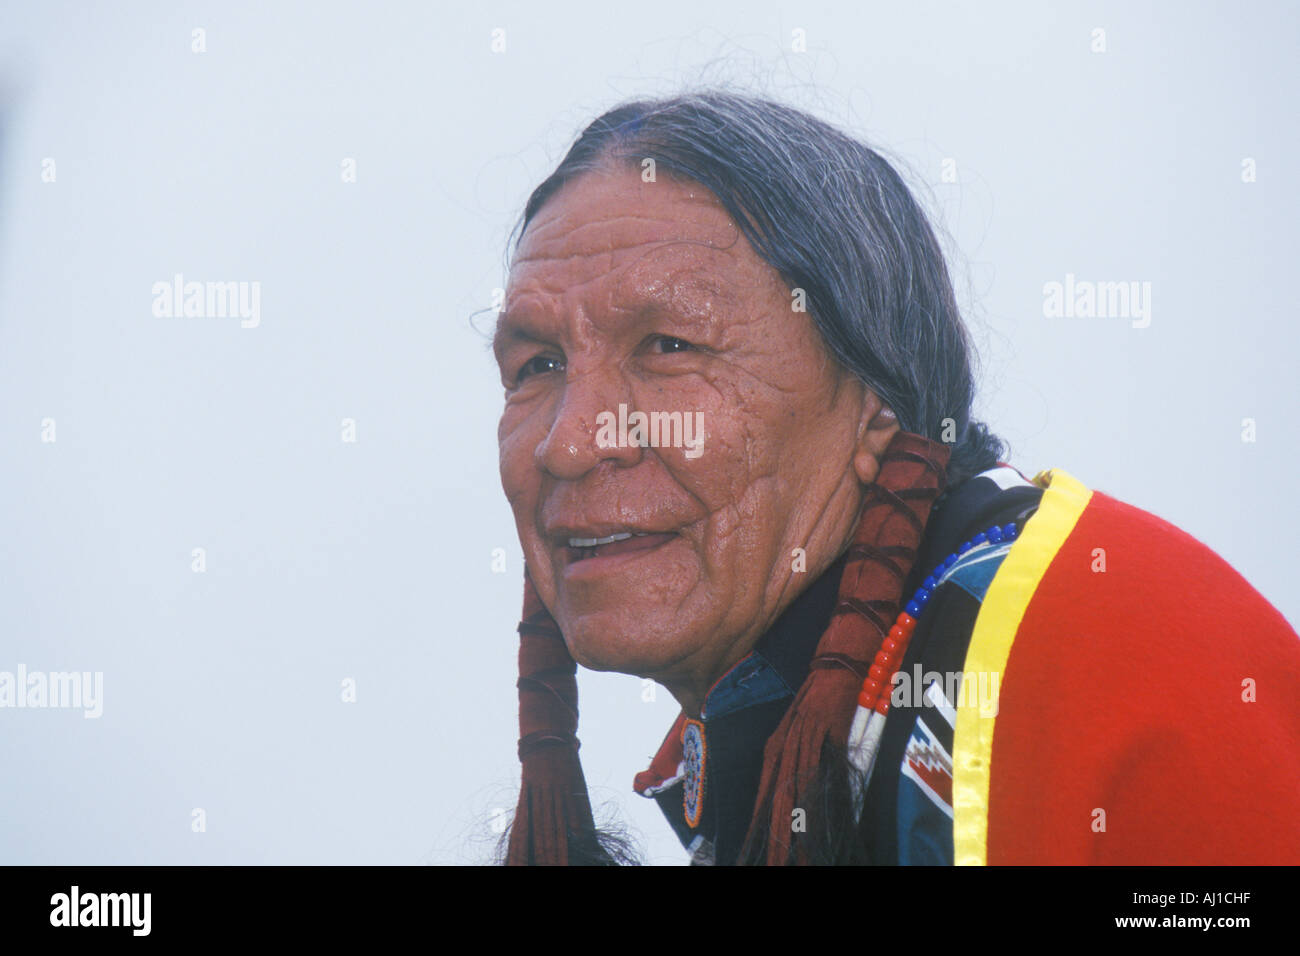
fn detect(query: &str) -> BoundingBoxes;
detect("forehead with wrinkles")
[514,166,739,263]
[501,168,783,330]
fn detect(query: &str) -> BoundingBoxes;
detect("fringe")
[739,430,949,864]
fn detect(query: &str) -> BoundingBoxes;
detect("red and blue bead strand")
[847,521,1021,814]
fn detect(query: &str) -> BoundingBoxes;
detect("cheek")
[497,408,542,515]
[686,380,793,502]
[662,406,784,573]
[636,388,748,522]
[697,396,834,563]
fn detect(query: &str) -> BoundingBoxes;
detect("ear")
[852,391,900,485]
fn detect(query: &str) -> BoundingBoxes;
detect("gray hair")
[511,89,1006,489]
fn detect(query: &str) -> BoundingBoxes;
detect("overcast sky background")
[1,1,1295,865]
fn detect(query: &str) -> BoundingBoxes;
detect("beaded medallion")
[682,718,707,829]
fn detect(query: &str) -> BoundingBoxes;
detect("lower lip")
[561,533,678,580]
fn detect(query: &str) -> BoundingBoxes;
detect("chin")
[561,617,692,680]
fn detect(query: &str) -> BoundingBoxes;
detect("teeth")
[568,532,640,548]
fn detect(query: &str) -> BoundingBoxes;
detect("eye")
[648,335,697,354]
[514,354,564,383]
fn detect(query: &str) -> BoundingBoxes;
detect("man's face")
[495,166,891,713]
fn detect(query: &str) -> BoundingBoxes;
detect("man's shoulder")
[1024,468,1294,647]
[975,469,1300,864]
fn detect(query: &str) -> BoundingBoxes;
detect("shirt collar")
[632,551,846,795]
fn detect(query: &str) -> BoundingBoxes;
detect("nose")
[535,369,643,480]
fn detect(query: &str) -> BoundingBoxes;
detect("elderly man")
[492,91,1300,866]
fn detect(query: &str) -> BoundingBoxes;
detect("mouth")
[565,531,678,564]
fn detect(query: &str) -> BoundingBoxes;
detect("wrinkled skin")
[495,166,899,716]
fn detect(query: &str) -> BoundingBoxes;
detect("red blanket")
[954,469,1300,864]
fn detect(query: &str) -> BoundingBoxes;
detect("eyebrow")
[493,278,728,359]
[491,316,552,361]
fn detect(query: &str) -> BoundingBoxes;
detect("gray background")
[0,1,1294,865]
